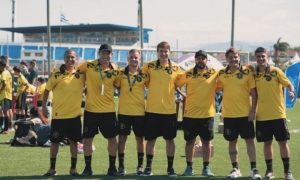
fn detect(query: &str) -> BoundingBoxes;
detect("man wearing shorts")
[254,47,294,180]
[141,41,182,177]
[218,48,261,179]
[42,49,85,176]
[176,50,217,177]
[115,49,148,176]
[78,44,120,176]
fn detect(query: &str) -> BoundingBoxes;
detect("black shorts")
[118,114,145,137]
[15,92,27,110]
[144,112,177,141]
[182,117,214,141]
[1,99,12,110]
[50,116,82,143]
[83,111,118,139]
[256,119,290,142]
[223,117,255,141]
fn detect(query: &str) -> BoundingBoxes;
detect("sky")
[0,0,299,50]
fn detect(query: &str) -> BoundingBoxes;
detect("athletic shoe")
[182,166,194,176]
[107,166,118,176]
[285,171,294,180]
[16,137,31,145]
[167,168,177,178]
[43,169,57,177]
[117,167,126,176]
[202,166,214,177]
[228,168,242,179]
[250,168,262,179]
[81,167,93,176]
[136,166,143,176]
[264,171,274,179]
[142,167,153,176]
[69,169,79,176]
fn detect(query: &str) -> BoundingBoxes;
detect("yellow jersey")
[177,68,218,118]
[78,60,119,113]
[142,60,182,114]
[46,69,85,119]
[218,66,255,117]
[0,70,13,100]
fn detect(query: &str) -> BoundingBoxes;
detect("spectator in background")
[13,66,29,120]
[0,61,13,134]
[42,49,85,177]
[254,47,295,180]
[36,77,48,125]
[20,60,30,80]
[28,59,39,85]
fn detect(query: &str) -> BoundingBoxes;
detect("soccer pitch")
[0,100,299,179]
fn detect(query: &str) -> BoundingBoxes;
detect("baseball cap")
[99,44,112,52]
[255,47,267,54]
[195,50,207,58]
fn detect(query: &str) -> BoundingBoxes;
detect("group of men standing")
[41,42,295,180]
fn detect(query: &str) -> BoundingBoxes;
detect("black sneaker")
[167,168,177,178]
[142,167,153,176]
[136,166,143,176]
[43,169,57,177]
[81,167,93,176]
[107,166,118,176]
[117,167,126,176]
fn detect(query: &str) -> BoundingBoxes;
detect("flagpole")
[47,0,51,75]
[138,0,144,65]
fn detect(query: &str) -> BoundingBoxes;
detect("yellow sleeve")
[77,62,87,73]
[277,68,291,87]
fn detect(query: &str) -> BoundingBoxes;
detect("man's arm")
[249,88,257,122]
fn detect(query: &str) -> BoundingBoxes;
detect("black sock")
[3,117,9,131]
[84,155,92,170]
[0,117,4,129]
[137,152,144,167]
[250,162,256,170]
[118,153,125,169]
[146,154,153,169]
[187,161,193,167]
[71,157,77,169]
[265,159,273,172]
[203,161,209,168]
[282,157,290,173]
[109,155,116,168]
[50,158,56,170]
[167,156,174,170]
[232,162,238,169]
[15,114,20,120]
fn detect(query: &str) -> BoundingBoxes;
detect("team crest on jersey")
[265,75,272,81]
[236,73,243,79]
[74,70,81,79]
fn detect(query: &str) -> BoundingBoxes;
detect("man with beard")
[176,50,217,177]
[218,48,261,179]
[254,47,294,180]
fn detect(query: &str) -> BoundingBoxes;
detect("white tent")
[177,53,224,70]
[290,52,300,64]
[268,57,275,65]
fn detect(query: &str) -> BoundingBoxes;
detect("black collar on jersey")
[256,63,270,76]
[124,66,141,75]
[225,63,243,74]
[193,65,208,76]
[97,59,114,70]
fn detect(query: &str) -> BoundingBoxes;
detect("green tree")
[273,37,290,67]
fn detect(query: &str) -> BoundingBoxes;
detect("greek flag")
[285,62,300,108]
[60,13,70,24]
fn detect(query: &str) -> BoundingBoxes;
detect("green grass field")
[0,100,299,179]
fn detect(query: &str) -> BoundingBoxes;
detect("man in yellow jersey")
[254,47,295,180]
[218,48,261,179]
[42,49,85,177]
[78,44,119,176]
[13,66,29,120]
[176,50,217,177]
[141,41,182,177]
[115,49,148,176]
[0,61,13,134]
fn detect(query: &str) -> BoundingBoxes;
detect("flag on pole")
[60,13,70,24]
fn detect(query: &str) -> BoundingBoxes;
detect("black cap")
[255,47,267,54]
[99,44,112,52]
[195,50,207,58]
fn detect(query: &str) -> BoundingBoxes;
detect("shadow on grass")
[0,174,258,180]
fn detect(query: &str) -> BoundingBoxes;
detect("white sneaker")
[250,168,262,179]
[16,137,31,145]
[228,168,242,179]
[285,171,294,180]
